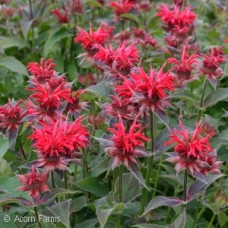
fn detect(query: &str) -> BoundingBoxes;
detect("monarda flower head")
[27,58,56,82]
[0,99,26,141]
[74,23,113,56]
[30,117,90,171]
[164,121,221,176]
[110,0,134,17]
[200,47,225,87]
[103,115,150,169]
[52,8,68,23]
[94,42,139,77]
[168,45,198,87]
[17,166,49,199]
[115,64,175,118]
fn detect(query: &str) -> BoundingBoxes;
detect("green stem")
[192,201,200,228]
[152,154,163,198]
[64,171,68,190]
[141,110,154,212]
[28,0,35,47]
[198,79,208,121]
[118,166,123,203]
[208,213,216,228]
[34,207,42,228]
[18,138,27,160]
[183,169,188,203]
[74,165,77,182]
[51,171,55,188]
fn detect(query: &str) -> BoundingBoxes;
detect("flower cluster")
[165,121,221,176]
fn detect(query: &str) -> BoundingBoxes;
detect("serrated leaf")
[142,196,183,216]
[0,136,9,159]
[128,164,150,191]
[47,200,71,228]
[0,37,27,49]
[75,177,108,196]
[0,56,28,75]
[44,27,71,57]
[204,88,228,107]
[133,224,167,228]
[85,84,114,98]
[96,203,125,228]
[86,0,104,8]
[70,196,87,213]
[172,209,186,228]
[120,13,139,24]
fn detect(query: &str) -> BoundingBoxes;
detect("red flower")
[68,0,83,14]
[52,8,68,23]
[74,23,113,56]
[164,121,221,175]
[27,59,56,82]
[66,90,88,116]
[168,45,198,87]
[26,81,72,121]
[110,0,134,17]
[17,166,49,199]
[94,42,139,76]
[30,117,90,170]
[78,73,96,86]
[200,47,224,86]
[0,99,26,136]
[115,64,175,117]
[157,4,196,36]
[104,116,150,169]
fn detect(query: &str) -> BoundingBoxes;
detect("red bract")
[27,59,56,82]
[17,166,49,199]
[94,42,139,76]
[157,4,196,32]
[107,116,150,169]
[168,45,198,87]
[116,65,175,117]
[52,8,68,23]
[200,47,224,86]
[0,99,25,134]
[69,0,83,14]
[30,117,90,170]
[110,0,134,17]
[26,81,72,121]
[164,121,221,175]
[74,23,113,56]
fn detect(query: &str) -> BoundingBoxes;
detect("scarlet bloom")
[115,64,175,117]
[26,81,72,121]
[68,0,83,14]
[30,117,90,170]
[74,23,113,56]
[102,116,150,169]
[17,166,49,199]
[27,58,56,82]
[110,0,134,17]
[200,47,224,87]
[168,45,198,87]
[164,121,221,175]
[0,99,26,139]
[94,42,139,76]
[52,8,68,23]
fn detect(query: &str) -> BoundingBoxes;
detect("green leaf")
[172,209,186,228]
[47,199,71,228]
[142,196,183,216]
[85,84,114,98]
[204,88,228,108]
[0,159,12,177]
[70,196,87,213]
[133,224,167,228]
[0,37,27,49]
[120,13,140,25]
[114,173,141,203]
[75,177,108,196]
[0,56,28,75]
[75,218,98,228]
[96,203,125,228]
[85,0,104,8]
[0,136,9,159]
[44,27,71,57]
[20,20,33,39]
